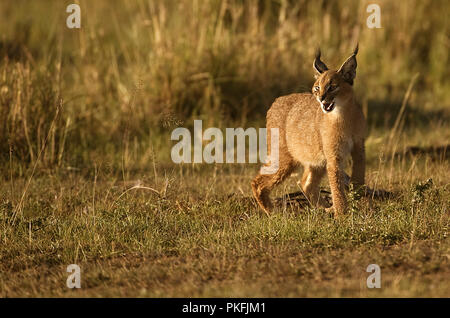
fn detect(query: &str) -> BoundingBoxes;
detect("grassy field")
[0,0,449,297]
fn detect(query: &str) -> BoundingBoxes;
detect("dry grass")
[1,157,448,297]
[0,0,449,297]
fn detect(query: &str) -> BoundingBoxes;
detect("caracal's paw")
[325,206,345,219]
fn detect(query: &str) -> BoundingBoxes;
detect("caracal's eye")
[329,84,338,92]
[314,86,320,92]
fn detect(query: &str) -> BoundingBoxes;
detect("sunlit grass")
[0,0,448,297]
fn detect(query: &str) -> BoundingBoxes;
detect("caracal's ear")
[313,48,329,78]
[338,44,359,85]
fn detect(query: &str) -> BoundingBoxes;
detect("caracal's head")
[312,45,359,114]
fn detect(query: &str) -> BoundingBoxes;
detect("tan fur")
[252,47,366,218]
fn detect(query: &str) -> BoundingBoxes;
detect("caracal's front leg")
[351,140,365,186]
[322,129,348,218]
[326,157,347,218]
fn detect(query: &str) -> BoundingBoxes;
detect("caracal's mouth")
[321,101,335,113]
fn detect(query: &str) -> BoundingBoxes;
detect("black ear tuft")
[313,48,329,74]
[353,43,359,56]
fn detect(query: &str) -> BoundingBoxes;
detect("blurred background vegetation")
[0,0,448,173]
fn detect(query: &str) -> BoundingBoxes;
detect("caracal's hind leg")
[252,158,297,215]
[301,166,329,208]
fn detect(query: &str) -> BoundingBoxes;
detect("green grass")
[0,0,449,297]
[1,159,449,297]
